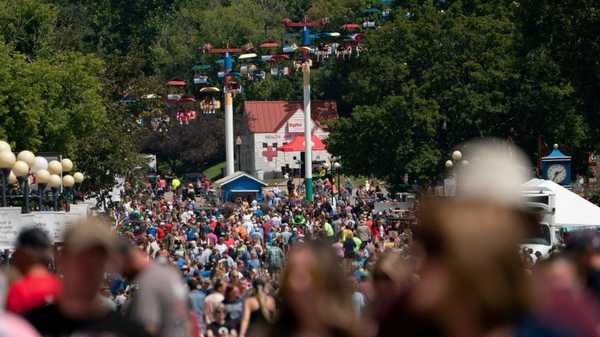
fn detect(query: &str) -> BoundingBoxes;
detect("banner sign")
[0,208,23,250]
[0,206,89,250]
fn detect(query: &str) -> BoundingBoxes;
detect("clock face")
[547,164,567,183]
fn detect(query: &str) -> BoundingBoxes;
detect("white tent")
[523,179,600,229]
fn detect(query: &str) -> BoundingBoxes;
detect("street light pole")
[48,174,61,211]
[334,162,341,199]
[0,150,16,207]
[236,136,242,172]
[303,62,313,202]
[0,169,9,207]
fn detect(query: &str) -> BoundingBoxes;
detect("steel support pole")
[303,63,313,202]
[225,92,235,176]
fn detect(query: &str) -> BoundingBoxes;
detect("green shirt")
[353,237,362,254]
[323,222,334,237]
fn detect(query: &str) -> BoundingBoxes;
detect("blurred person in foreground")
[239,279,276,337]
[563,230,600,303]
[26,218,150,337]
[6,227,61,314]
[118,239,191,337]
[266,241,362,337]
[0,312,40,337]
[378,140,575,337]
[533,254,600,337]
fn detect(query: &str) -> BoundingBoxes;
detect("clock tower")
[541,144,572,186]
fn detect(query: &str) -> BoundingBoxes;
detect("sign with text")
[0,208,23,250]
[0,206,90,250]
[287,111,305,133]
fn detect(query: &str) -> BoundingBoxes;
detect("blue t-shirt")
[189,289,207,320]
[187,228,197,241]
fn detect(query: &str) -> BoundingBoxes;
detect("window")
[272,142,277,148]
[262,142,268,148]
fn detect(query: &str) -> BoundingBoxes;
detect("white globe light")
[0,141,10,153]
[17,150,35,166]
[445,160,454,169]
[61,158,73,172]
[36,169,50,184]
[12,160,29,177]
[63,174,75,188]
[334,162,341,169]
[323,162,330,169]
[452,150,462,162]
[48,174,62,188]
[8,171,17,185]
[73,172,84,183]
[0,151,16,169]
[31,156,48,173]
[48,160,62,175]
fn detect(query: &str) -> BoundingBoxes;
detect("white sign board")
[0,205,89,250]
[287,111,304,133]
[444,177,456,197]
[0,208,24,250]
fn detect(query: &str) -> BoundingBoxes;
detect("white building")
[240,101,338,179]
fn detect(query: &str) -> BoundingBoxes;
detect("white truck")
[521,187,563,257]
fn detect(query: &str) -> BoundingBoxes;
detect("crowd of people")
[1,140,600,337]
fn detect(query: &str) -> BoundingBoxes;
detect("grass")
[203,162,225,181]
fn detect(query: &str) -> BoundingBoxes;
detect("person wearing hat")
[6,227,61,314]
[26,219,149,337]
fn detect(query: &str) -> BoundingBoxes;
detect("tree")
[138,116,227,174]
[0,0,56,57]
[327,87,441,190]
[327,1,587,190]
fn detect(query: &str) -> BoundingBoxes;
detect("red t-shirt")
[156,227,166,241]
[6,271,62,314]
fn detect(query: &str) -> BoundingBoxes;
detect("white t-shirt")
[215,243,228,255]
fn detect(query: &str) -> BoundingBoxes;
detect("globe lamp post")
[73,172,84,204]
[36,169,50,211]
[63,174,75,210]
[0,150,16,207]
[333,162,341,198]
[12,160,30,213]
[48,174,62,211]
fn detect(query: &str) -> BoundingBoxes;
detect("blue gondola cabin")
[215,171,267,203]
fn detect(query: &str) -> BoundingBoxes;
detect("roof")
[214,171,267,187]
[523,179,600,228]
[279,135,326,152]
[542,145,571,160]
[244,101,337,133]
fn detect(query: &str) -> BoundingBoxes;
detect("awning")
[279,135,326,152]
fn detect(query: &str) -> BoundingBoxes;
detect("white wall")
[245,109,332,178]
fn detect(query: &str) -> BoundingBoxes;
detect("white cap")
[456,138,531,206]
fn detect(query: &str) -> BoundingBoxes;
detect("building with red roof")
[240,101,338,179]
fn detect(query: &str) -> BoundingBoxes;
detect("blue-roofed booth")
[214,171,267,203]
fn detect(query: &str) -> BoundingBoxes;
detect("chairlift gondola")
[282,43,298,53]
[199,87,221,114]
[166,80,186,103]
[192,64,210,85]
